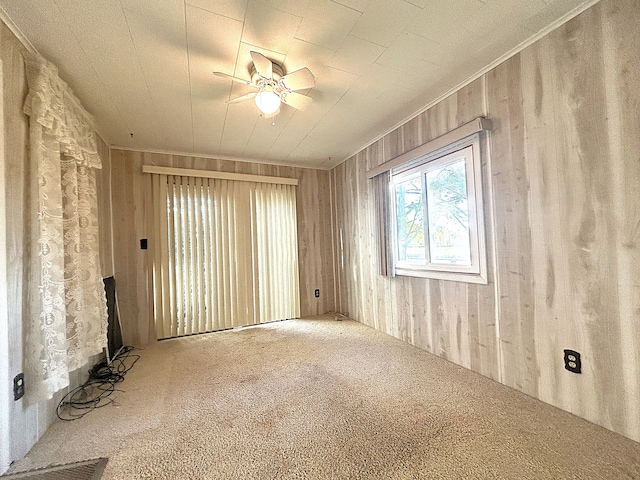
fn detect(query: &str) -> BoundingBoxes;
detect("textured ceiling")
[0,0,596,169]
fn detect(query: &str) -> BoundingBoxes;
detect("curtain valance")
[23,56,102,169]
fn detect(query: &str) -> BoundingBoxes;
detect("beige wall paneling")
[339,154,360,322]
[485,55,538,397]
[330,0,640,443]
[333,77,499,377]
[330,165,343,314]
[601,0,640,441]
[2,21,39,463]
[133,154,150,344]
[0,55,8,475]
[417,80,496,373]
[295,167,334,317]
[519,33,572,414]
[549,1,634,438]
[341,153,359,322]
[354,150,376,329]
[111,150,335,344]
[366,146,391,335]
[429,80,492,372]
[112,150,154,345]
[365,141,393,337]
[471,105,500,381]
[331,162,351,320]
[380,128,405,343]
[95,135,114,277]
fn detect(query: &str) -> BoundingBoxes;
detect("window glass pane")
[426,158,471,266]
[395,175,425,262]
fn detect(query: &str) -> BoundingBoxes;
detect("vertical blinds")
[149,173,300,339]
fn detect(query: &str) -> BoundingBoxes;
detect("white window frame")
[390,134,487,284]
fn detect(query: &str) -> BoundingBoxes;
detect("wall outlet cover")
[563,349,581,374]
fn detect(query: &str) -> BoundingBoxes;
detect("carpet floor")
[8,317,640,479]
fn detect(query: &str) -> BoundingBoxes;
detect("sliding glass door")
[148,173,300,339]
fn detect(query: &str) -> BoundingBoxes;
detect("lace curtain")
[23,56,108,402]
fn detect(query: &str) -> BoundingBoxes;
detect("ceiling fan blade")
[212,71,256,87]
[250,51,273,79]
[282,91,313,111]
[280,68,315,91]
[226,92,258,104]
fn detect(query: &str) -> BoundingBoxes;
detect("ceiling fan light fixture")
[255,90,281,115]
[215,52,314,114]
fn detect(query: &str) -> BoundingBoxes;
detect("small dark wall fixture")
[564,350,582,374]
[14,373,25,400]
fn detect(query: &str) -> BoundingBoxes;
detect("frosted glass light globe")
[255,90,281,115]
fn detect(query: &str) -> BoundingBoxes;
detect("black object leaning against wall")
[103,276,124,363]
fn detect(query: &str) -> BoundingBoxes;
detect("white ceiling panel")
[522,0,587,33]
[474,24,541,67]
[313,67,359,108]
[294,0,362,51]
[326,35,385,76]
[282,38,335,80]
[253,0,312,17]
[416,28,483,71]
[375,31,440,71]
[124,12,192,149]
[242,1,302,53]
[122,0,186,21]
[351,62,404,97]
[0,3,124,142]
[186,5,243,85]
[0,0,598,168]
[349,0,423,47]
[0,1,68,66]
[392,62,449,93]
[290,105,367,162]
[186,0,249,21]
[242,108,297,160]
[219,102,261,154]
[266,122,316,163]
[409,0,484,33]
[53,0,164,147]
[55,0,134,65]
[332,0,371,13]
[463,0,548,37]
[191,101,227,155]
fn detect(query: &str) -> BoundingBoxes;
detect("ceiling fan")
[213,51,315,115]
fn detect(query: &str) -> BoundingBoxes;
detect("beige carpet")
[9,317,640,479]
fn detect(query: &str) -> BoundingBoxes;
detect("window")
[391,135,487,283]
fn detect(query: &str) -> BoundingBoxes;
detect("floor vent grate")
[1,458,107,480]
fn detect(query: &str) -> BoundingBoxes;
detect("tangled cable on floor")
[56,346,140,421]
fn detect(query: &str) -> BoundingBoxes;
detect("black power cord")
[56,346,140,421]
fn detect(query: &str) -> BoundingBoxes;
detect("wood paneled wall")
[1,18,34,469]
[331,0,640,443]
[96,137,114,277]
[110,150,334,346]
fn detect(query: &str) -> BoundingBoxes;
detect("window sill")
[394,267,488,285]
